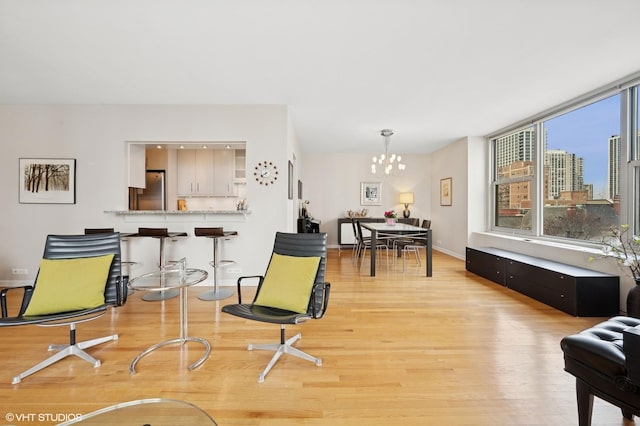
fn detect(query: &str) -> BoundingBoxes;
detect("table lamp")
[399,192,414,218]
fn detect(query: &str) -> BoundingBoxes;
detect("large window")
[490,74,640,244]
[541,94,620,241]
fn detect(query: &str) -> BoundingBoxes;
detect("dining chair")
[355,220,389,271]
[394,219,431,272]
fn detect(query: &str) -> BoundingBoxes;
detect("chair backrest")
[265,232,327,313]
[422,219,431,229]
[354,220,365,244]
[350,219,358,240]
[42,233,124,306]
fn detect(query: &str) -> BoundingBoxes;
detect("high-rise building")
[495,128,535,168]
[608,135,620,200]
[545,149,584,199]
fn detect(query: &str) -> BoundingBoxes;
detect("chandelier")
[371,129,406,176]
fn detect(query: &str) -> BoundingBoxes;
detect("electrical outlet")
[12,268,28,275]
[227,268,242,274]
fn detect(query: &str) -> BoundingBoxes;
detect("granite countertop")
[105,210,251,215]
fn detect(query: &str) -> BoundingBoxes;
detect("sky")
[543,94,621,198]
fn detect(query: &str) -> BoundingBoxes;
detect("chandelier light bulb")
[371,128,406,177]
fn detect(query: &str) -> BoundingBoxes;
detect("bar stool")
[194,227,237,301]
[137,227,183,301]
[84,228,139,295]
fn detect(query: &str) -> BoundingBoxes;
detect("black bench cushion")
[561,316,640,379]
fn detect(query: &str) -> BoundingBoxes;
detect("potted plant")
[590,224,640,317]
[384,210,397,225]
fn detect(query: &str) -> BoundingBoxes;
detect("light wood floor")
[0,249,633,425]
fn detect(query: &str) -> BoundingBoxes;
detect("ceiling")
[2,0,640,155]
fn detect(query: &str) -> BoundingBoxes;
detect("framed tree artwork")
[19,158,76,204]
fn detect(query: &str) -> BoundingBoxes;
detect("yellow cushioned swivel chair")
[221,232,330,382]
[0,232,125,384]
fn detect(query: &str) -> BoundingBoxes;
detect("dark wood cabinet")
[465,247,506,285]
[466,246,619,317]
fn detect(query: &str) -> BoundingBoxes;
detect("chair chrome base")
[141,288,180,301]
[197,287,234,301]
[12,333,118,384]
[248,332,322,383]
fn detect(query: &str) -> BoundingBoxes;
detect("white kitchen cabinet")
[128,144,146,188]
[177,149,214,196]
[177,148,238,197]
[213,149,235,196]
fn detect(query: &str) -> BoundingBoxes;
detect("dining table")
[361,222,432,277]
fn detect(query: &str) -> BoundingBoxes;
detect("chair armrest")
[1,286,34,318]
[311,282,331,319]
[236,275,264,304]
[624,326,640,386]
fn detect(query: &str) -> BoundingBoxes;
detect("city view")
[495,94,622,241]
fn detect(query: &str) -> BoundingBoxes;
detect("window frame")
[487,71,640,245]
[490,125,537,235]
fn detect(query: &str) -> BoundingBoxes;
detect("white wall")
[467,136,489,240]
[0,105,292,284]
[300,153,430,248]
[429,137,471,259]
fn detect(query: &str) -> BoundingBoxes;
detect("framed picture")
[287,160,294,200]
[440,177,452,206]
[19,158,76,204]
[360,181,381,206]
[298,179,303,199]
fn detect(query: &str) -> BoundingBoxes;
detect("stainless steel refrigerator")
[130,170,166,211]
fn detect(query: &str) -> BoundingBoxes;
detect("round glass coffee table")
[57,398,216,425]
[127,260,210,373]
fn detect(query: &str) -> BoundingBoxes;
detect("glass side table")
[127,259,210,373]
[57,398,216,425]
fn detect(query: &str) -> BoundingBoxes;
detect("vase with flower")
[384,210,397,226]
[590,224,640,317]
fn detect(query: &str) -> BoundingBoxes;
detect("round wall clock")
[254,161,278,185]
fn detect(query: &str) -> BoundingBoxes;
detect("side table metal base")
[129,336,211,374]
[197,287,234,301]
[142,289,180,301]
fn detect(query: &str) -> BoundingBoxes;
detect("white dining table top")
[361,223,428,232]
